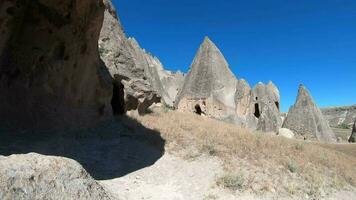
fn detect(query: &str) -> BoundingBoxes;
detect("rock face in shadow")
[349,120,356,143]
[99,0,182,109]
[175,37,238,119]
[0,153,113,200]
[283,85,336,143]
[0,0,112,129]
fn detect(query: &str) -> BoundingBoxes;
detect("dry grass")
[129,109,356,197]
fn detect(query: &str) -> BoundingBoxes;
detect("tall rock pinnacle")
[283,85,336,142]
[175,37,237,119]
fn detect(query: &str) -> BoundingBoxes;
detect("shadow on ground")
[0,115,165,180]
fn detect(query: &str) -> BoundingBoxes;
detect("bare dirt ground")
[100,152,356,200]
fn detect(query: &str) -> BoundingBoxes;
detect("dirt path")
[100,151,356,200]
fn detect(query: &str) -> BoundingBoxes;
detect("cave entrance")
[254,103,261,118]
[275,101,280,111]
[194,104,202,115]
[111,81,125,115]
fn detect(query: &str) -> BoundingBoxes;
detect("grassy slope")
[129,109,356,198]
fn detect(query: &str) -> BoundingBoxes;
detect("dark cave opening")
[111,81,125,115]
[194,104,202,115]
[275,101,280,111]
[254,103,261,118]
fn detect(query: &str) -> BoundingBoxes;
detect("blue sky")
[113,0,356,112]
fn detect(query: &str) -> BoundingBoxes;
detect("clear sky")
[113,0,356,112]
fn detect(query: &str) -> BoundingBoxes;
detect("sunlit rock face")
[174,37,282,132]
[175,37,238,119]
[0,0,112,129]
[283,85,336,143]
[247,82,282,132]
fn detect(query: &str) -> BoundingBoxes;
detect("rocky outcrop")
[349,120,356,143]
[321,105,356,128]
[283,85,336,143]
[247,82,282,132]
[0,0,112,129]
[0,153,113,200]
[175,37,237,119]
[174,37,281,132]
[99,0,181,111]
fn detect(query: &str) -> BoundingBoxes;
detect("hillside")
[103,107,356,199]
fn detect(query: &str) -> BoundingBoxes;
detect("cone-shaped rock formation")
[175,37,237,119]
[283,85,336,142]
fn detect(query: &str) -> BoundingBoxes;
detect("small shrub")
[287,160,298,173]
[295,142,304,151]
[217,172,245,191]
[201,144,217,156]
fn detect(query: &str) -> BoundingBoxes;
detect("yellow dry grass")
[129,109,356,197]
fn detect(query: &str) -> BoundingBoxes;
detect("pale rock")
[175,37,237,120]
[0,153,113,200]
[277,128,295,139]
[283,85,336,143]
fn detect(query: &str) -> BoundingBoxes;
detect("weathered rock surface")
[99,0,182,110]
[174,37,281,132]
[248,82,282,132]
[0,0,112,129]
[283,85,336,143]
[0,153,113,200]
[349,120,356,143]
[321,105,356,128]
[175,37,237,119]
[277,128,295,139]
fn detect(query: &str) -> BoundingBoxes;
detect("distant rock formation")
[0,0,112,129]
[175,37,238,119]
[283,85,336,143]
[0,153,113,200]
[349,120,356,143]
[175,37,281,132]
[321,105,356,128]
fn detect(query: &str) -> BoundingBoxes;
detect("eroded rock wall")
[0,0,112,129]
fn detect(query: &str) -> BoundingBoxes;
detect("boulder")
[175,37,237,119]
[277,128,295,139]
[349,120,356,143]
[0,153,113,200]
[0,0,112,129]
[283,85,336,143]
